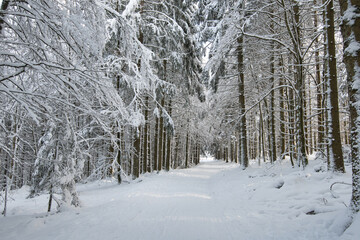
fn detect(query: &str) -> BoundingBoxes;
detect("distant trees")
[202,0,348,172]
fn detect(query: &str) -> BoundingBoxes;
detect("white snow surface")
[1,157,359,240]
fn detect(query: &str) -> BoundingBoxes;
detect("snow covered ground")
[1,157,359,240]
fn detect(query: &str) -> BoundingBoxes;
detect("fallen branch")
[330,181,351,199]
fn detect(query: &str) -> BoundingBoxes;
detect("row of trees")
[199,0,359,214]
[1,0,359,220]
[0,0,207,215]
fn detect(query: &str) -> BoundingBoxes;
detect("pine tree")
[339,0,360,213]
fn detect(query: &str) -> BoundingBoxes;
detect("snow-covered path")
[0,158,356,240]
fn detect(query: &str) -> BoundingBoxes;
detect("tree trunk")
[287,75,295,167]
[144,95,150,173]
[234,140,238,163]
[117,130,122,184]
[296,61,308,167]
[133,127,141,179]
[322,3,331,169]
[2,154,9,216]
[237,33,248,169]
[158,97,165,171]
[153,114,159,171]
[259,104,266,163]
[279,56,286,159]
[230,138,234,162]
[162,114,167,170]
[165,99,172,171]
[48,185,53,212]
[270,47,277,163]
[293,2,308,167]
[174,134,179,168]
[326,0,345,172]
[185,129,189,168]
[339,0,360,213]
[314,4,325,154]
[313,0,325,155]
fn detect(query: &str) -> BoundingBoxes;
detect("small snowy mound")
[273,178,285,189]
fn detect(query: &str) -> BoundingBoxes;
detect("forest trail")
[0,158,353,240]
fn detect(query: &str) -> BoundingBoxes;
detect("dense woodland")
[0,0,359,219]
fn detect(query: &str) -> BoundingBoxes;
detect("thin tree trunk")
[269,12,277,163]
[197,142,201,164]
[230,138,234,162]
[2,177,8,216]
[165,99,172,171]
[270,48,277,163]
[322,3,331,168]
[234,139,238,163]
[48,185,53,212]
[115,72,122,183]
[307,81,313,155]
[162,116,166,170]
[158,96,165,171]
[279,56,286,159]
[264,99,272,162]
[2,154,9,216]
[185,129,189,168]
[259,104,266,163]
[143,95,150,173]
[237,33,248,168]
[174,134,179,168]
[313,0,324,154]
[133,127,141,179]
[287,77,295,167]
[117,130,122,184]
[153,115,159,171]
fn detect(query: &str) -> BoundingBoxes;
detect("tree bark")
[293,2,308,167]
[117,130,122,184]
[313,0,325,154]
[287,74,295,167]
[158,97,165,171]
[174,134,179,168]
[339,0,360,213]
[237,33,248,169]
[133,127,141,179]
[279,56,286,159]
[326,0,345,172]
[185,129,189,168]
[153,115,159,171]
[144,95,150,173]
[165,99,172,171]
[259,104,266,163]
[270,43,277,164]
